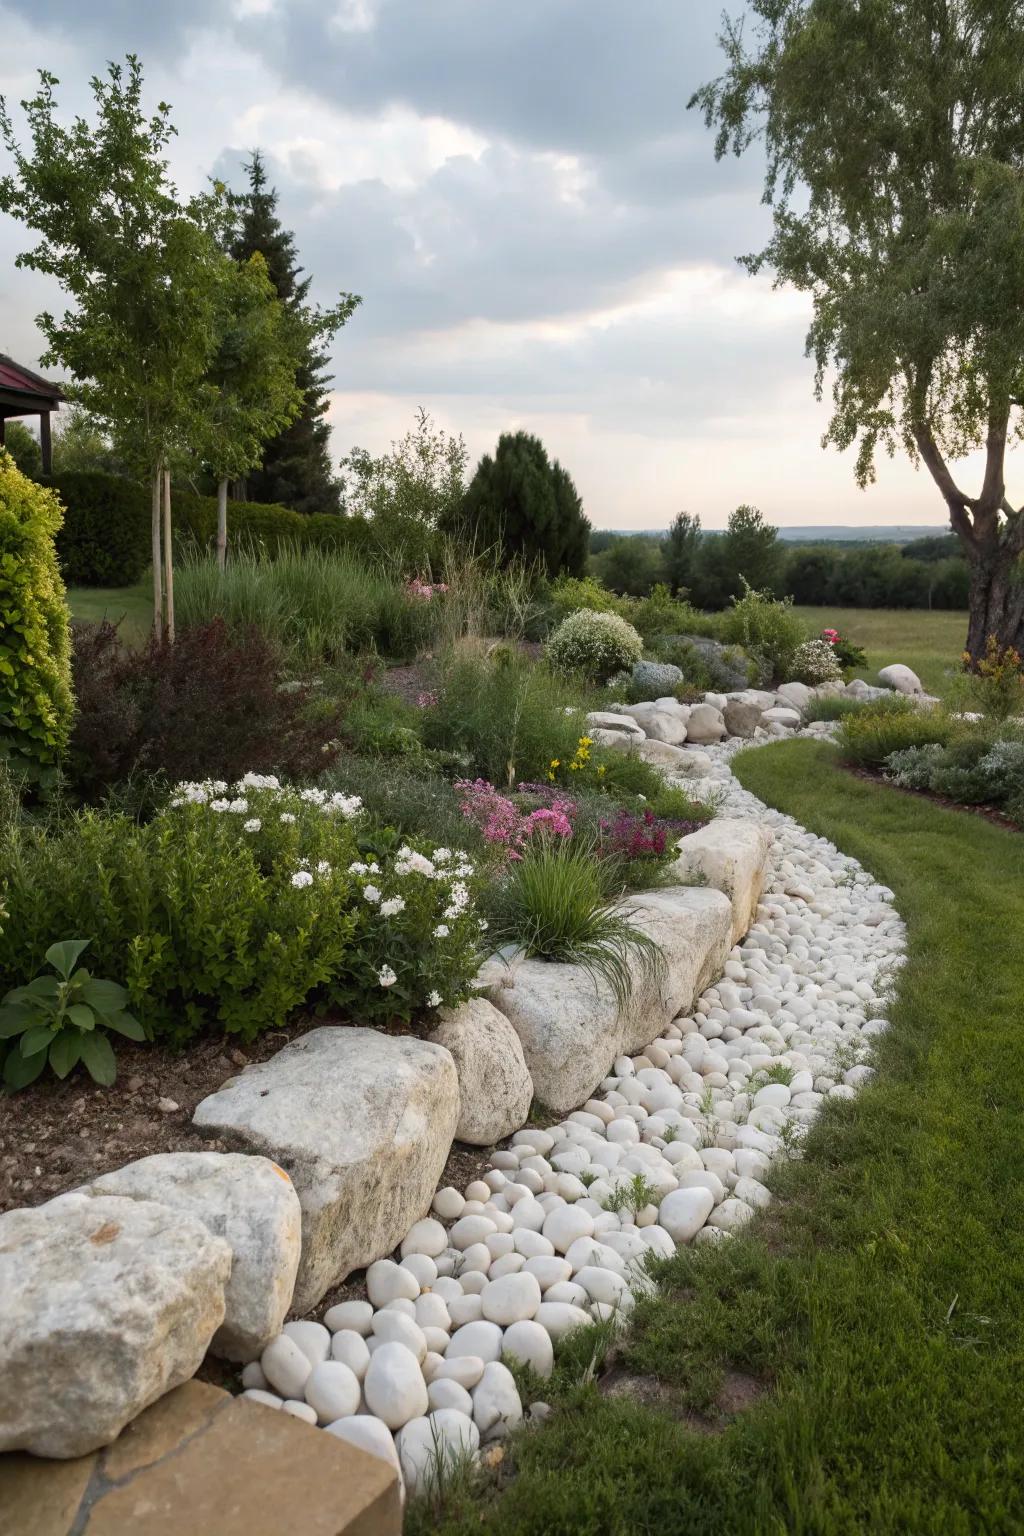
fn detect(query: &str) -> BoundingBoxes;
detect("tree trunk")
[151,466,163,640]
[216,476,228,571]
[162,466,175,643]
[964,551,1024,663]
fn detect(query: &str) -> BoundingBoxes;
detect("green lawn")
[796,605,968,696]
[414,740,1024,1536]
[67,580,152,643]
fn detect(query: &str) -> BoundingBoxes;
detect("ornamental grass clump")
[547,608,644,682]
[487,838,665,1007]
[836,697,952,769]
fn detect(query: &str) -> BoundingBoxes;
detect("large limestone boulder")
[485,888,732,1115]
[616,888,733,1054]
[762,706,801,729]
[722,699,763,739]
[193,1028,460,1313]
[672,818,774,945]
[726,689,777,710]
[584,711,643,738]
[0,1192,231,1458]
[640,707,689,745]
[878,663,924,696]
[484,960,621,1117]
[684,703,727,744]
[775,681,812,712]
[83,1152,301,1363]
[431,999,533,1145]
[845,678,891,702]
[635,739,691,771]
[666,749,713,778]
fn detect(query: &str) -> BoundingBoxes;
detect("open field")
[416,739,1024,1536]
[67,580,152,643]
[796,605,968,696]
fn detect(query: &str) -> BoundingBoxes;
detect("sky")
[0,0,991,530]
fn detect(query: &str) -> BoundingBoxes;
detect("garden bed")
[848,765,1022,832]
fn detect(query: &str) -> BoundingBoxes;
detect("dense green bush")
[451,430,589,577]
[422,649,592,787]
[0,451,74,780]
[783,541,969,610]
[0,777,484,1042]
[718,582,807,683]
[547,608,644,681]
[884,734,1024,822]
[836,698,952,768]
[39,470,150,585]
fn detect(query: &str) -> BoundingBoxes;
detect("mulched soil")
[848,765,1021,832]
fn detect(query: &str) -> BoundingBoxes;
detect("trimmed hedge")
[42,471,151,586]
[0,451,74,777]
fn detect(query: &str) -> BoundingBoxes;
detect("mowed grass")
[413,740,1024,1536]
[796,605,968,696]
[67,579,152,644]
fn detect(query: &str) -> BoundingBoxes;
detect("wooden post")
[216,475,228,571]
[162,466,175,643]
[151,465,164,640]
[39,411,52,475]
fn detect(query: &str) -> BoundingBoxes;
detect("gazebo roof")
[0,354,64,417]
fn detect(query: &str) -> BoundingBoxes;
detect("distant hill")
[598,525,950,544]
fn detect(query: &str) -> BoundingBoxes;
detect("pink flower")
[416,690,438,709]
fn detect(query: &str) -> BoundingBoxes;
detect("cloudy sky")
[0,0,983,529]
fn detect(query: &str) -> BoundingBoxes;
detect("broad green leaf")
[103,1012,146,1042]
[45,939,91,978]
[80,1031,117,1087]
[4,1047,47,1090]
[67,1004,96,1031]
[79,978,129,1011]
[49,1032,83,1079]
[20,1024,55,1057]
[0,1004,34,1038]
[25,975,60,999]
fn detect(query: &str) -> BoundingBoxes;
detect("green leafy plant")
[601,1173,660,1214]
[0,938,144,1090]
[837,698,952,769]
[486,837,665,1007]
[718,581,807,683]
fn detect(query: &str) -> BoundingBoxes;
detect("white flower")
[280,813,296,825]
[455,862,474,878]
[380,897,406,918]
[564,706,576,715]
[237,772,280,791]
[243,818,261,833]
[299,787,327,806]
[367,862,380,873]
[291,870,314,889]
[316,860,332,876]
[427,990,442,1007]
[226,798,249,814]
[478,919,489,931]
[433,923,449,939]
[433,848,452,863]
[326,791,362,819]
[378,965,398,988]
[210,798,230,812]
[395,846,436,878]
[363,885,382,904]
[348,861,369,875]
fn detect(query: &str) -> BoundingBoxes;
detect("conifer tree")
[229,151,359,513]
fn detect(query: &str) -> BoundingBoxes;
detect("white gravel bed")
[243,739,906,1496]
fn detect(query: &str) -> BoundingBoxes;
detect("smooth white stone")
[446,1320,504,1362]
[432,1355,486,1388]
[304,1360,361,1423]
[281,1399,318,1423]
[480,1272,542,1326]
[658,1187,715,1243]
[325,1413,402,1479]
[397,1409,480,1493]
[428,1377,474,1415]
[362,1341,429,1430]
[260,1334,312,1400]
[371,1310,429,1363]
[400,1253,439,1289]
[400,1217,448,1259]
[534,1302,592,1339]
[242,1388,282,1409]
[366,1259,419,1307]
[501,1319,554,1379]
[472,1361,524,1441]
[282,1320,331,1367]
[330,1329,371,1379]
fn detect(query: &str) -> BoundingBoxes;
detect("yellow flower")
[550,758,560,769]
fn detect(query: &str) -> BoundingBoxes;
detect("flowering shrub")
[546,734,603,785]
[456,778,575,861]
[0,773,484,1043]
[960,636,1024,720]
[790,638,843,685]
[821,627,868,671]
[547,608,643,681]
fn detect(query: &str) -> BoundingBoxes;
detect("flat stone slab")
[672,818,774,945]
[193,1027,460,1313]
[0,1380,401,1535]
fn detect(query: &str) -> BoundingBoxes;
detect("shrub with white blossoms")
[547,608,643,682]
[165,775,484,1029]
[789,638,843,686]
